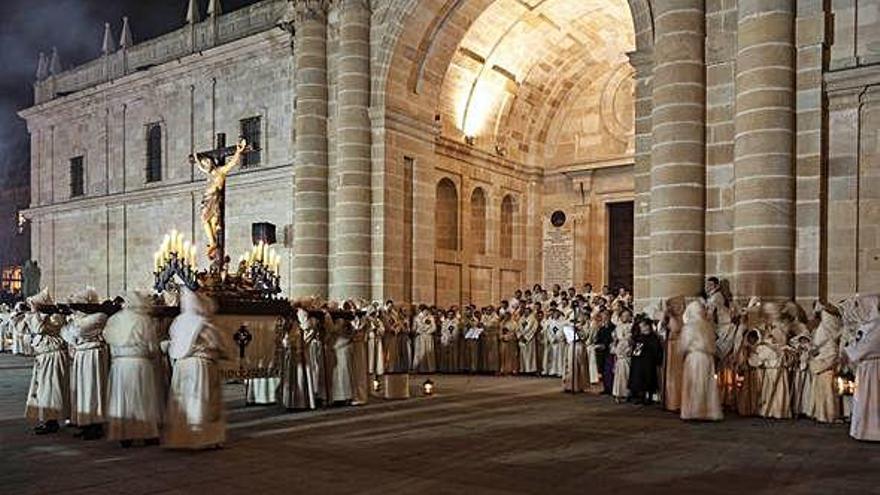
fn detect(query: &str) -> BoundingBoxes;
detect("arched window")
[470,188,487,255]
[435,178,459,251]
[500,194,516,258]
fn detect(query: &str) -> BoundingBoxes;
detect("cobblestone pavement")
[1,353,877,495]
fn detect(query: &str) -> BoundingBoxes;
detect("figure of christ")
[190,138,248,261]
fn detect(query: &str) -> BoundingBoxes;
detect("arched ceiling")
[436,0,635,167]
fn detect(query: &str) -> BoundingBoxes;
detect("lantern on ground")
[422,378,435,396]
[372,377,382,393]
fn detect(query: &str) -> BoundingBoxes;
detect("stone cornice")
[23,164,293,218]
[295,0,330,22]
[825,64,880,93]
[626,49,654,78]
[434,136,543,182]
[19,30,290,126]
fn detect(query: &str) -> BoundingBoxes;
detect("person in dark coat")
[628,315,664,405]
[595,310,615,394]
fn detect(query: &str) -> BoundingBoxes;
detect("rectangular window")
[146,123,162,183]
[240,116,261,167]
[1,266,22,293]
[70,156,84,197]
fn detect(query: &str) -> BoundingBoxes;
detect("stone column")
[794,1,831,305]
[733,0,796,300]
[332,0,372,300]
[628,49,653,310]
[649,1,706,299]
[293,0,330,298]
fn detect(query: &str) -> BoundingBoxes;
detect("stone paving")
[0,353,877,495]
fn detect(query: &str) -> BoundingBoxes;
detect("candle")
[190,245,197,266]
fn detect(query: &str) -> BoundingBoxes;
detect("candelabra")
[153,229,200,292]
[237,241,282,296]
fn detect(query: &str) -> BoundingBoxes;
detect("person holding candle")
[842,295,880,441]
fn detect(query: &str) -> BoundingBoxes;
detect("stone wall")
[19,0,880,306]
[22,29,294,299]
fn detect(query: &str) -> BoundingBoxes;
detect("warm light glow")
[461,75,507,137]
[442,0,635,148]
[422,379,435,396]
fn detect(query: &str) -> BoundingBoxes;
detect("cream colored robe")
[329,317,354,402]
[790,335,813,417]
[500,318,519,375]
[104,299,163,441]
[25,314,70,424]
[12,312,32,356]
[481,315,500,373]
[383,310,410,373]
[518,316,539,374]
[679,303,723,421]
[280,319,316,410]
[61,313,109,426]
[749,342,793,419]
[612,334,631,399]
[350,318,370,405]
[808,310,841,423]
[562,323,589,393]
[845,318,880,441]
[367,315,385,376]
[664,314,685,412]
[439,317,460,373]
[305,318,327,402]
[163,291,232,449]
[541,318,559,376]
[412,312,437,373]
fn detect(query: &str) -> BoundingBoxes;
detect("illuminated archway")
[375,0,652,304]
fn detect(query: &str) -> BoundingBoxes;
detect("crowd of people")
[1,277,878,451]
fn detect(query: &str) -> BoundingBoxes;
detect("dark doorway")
[607,201,634,292]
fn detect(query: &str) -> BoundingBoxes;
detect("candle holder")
[248,260,282,295]
[235,241,283,298]
[153,230,200,293]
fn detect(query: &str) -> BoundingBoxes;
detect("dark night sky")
[0,0,261,189]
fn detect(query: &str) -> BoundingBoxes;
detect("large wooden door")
[607,201,634,292]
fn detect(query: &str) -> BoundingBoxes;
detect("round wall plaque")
[550,210,566,228]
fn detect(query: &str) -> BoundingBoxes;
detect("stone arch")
[435,177,459,251]
[372,0,654,303]
[470,187,487,255]
[372,0,654,106]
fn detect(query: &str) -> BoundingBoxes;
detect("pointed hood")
[119,16,133,49]
[102,22,116,54]
[49,47,62,75]
[169,288,218,360]
[186,0,202,24]
[207,0,221,17]
[35,52,48,80]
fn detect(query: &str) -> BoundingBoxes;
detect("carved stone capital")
[330,0,371,13]
[295,0,329,23]
[626,49,653,79]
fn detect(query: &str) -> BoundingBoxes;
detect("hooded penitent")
[679,301,723,421]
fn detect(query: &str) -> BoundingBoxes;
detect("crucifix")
[189,133,248,275]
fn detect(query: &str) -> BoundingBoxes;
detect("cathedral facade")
[18,0,880,308]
